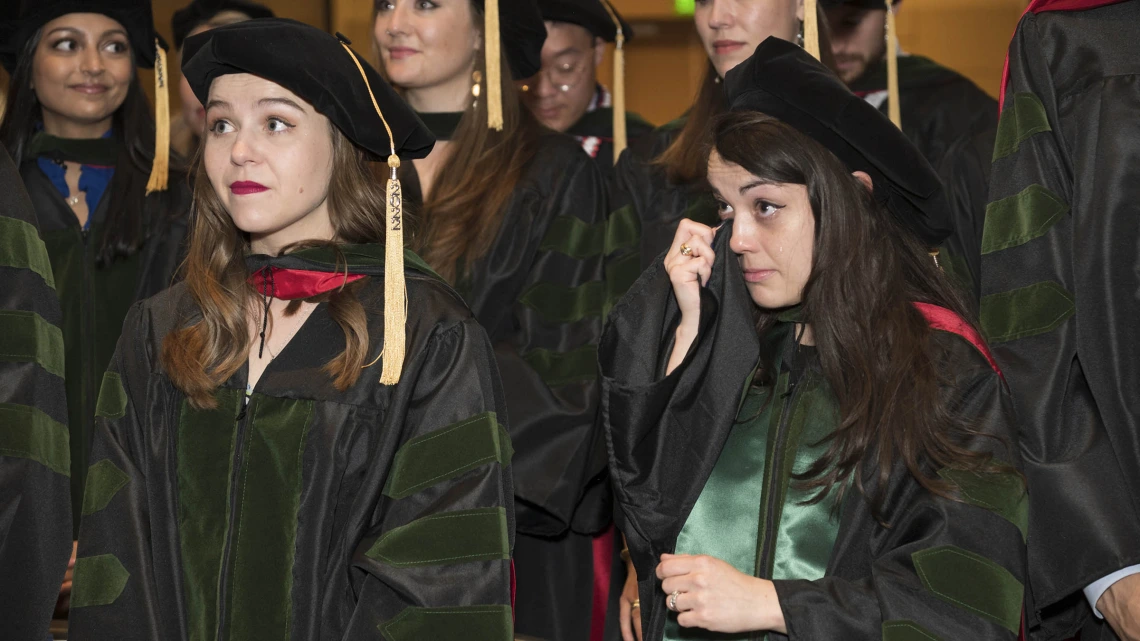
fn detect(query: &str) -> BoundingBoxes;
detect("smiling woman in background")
[0,0,189,607]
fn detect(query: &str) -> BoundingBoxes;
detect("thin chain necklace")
[264,306,309,360]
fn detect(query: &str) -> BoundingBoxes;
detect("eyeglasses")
[522,58,589,93]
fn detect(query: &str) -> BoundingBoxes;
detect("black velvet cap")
[724,37,951,246]
[171,0,274,50]
[537,0,633,43]
[0,0,161,71]
[475,0,547,79]
[182,19,435,161]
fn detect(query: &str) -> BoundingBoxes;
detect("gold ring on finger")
[679,244,693,257]
[631,600,640,609]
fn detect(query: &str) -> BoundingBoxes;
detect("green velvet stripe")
[753,372,790,578]
[226,395,314,641]
[911,545,1023,634]
[519,281,605,323]
[71,554,129,608]
[882,620,943,641]
[177,389,244,641]
[604,205,640,256]
[0,402,70,476]
[384,412,513,499]
[82,459,130,516]
[605,251,642,318]
[522,345,598,387]
[0,310,64,378]
[95,371,128,419]
[540,215,604,259]
[367,507,510,567]
[938,468,1028,541]
[538,207,639,260]
[981,185,1068,255]
[380,604,513,641]
[0,215,55,289]
[980,281,1075,344]
[992,93,1051,162]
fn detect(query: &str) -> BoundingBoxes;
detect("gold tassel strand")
[146,38,170,194]
[485,0,504,130]
[885,0,901,129]
[803,0,820,61]
[340,40,407,384]
[599,0,626,161]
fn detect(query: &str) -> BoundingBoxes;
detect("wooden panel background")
[120,0,1029,130]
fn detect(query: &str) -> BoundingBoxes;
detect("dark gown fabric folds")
[19,160,190,534]
[406,133,611,641]
[600,222,1029,641]
[68,245,516,641]
[980,3,1140,640]
[0,146,72,641]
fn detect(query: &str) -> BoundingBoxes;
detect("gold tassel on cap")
[885,0,901,129]
[340,41,407,384]
[599,0,626,161]
[484,0,504,130]
[146,38,170,194]
[803,0,820,61]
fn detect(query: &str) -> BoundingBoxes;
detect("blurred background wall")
[11,0,1030,130]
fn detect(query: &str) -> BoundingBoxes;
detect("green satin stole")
[664,372,842,641]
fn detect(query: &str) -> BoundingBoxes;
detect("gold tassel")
[146,38,169,194]
[340,41,407,384]
[885,0,901,129]
[803,0,820,61]
[599,0,626,161]
[485,0,503,130]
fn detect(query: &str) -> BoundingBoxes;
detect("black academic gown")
[850,55,999,301]
[609,119,720,273]
[68,245,516,641]
[20,161,189,536]
[980,3,1140,640]
[601,223,1029,641]
[406,131,611,641]
[0,147,72,641]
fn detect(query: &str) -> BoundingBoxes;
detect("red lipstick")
[230,181,269,195]
[712,40,746,56]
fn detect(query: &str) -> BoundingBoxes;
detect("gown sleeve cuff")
[1084,564,1140,618]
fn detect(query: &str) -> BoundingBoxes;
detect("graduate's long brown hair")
[713,112,1014,519]
[375,1,544,283]
[162,123,387,409]
[657,7,836,185]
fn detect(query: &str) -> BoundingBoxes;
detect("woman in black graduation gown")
[374,1,611,639]
[0,0,190,551]
[602,39,1028,641]
[69,19,515,641]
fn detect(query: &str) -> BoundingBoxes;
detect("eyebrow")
[204,99,231,112]
[739,180,777,195]
[258,97,307,112]
[45,27,129,39]
[551,46,582,58]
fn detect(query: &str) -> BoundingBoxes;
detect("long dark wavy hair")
[712,111,1012,519]
[373,0,544,284]
[0,26,185,266]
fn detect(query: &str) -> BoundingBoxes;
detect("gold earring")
[472,70,482,108]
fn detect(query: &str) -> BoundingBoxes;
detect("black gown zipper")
[215,395,255,640]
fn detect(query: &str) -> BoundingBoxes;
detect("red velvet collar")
[249,266,366,300]
[999,0,1130,111]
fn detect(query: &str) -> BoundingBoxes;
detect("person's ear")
[594,36,606,68]
[852,170,873,193]
[795,0,805,22]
